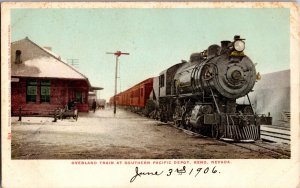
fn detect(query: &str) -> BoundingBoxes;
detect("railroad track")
[227,141,290,159]
[170,123,291,159]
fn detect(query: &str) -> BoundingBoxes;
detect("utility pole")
[106,51,129,114]
[67,59,79,68]
[119,60,121,92]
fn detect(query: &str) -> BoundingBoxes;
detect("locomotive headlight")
[233,40,245,52]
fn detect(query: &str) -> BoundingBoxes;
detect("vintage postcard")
[1,2,299,188]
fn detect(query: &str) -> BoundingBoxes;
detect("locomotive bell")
[207,45,221,58]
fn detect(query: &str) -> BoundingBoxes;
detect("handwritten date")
[130,166,219,183]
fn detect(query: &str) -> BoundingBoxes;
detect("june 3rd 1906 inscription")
[130,166,220,183]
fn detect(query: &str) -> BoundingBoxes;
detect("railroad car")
[110,78,153,112]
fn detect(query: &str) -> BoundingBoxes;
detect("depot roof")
[11,37,90,84]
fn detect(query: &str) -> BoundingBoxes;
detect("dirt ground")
[11,107,285,159]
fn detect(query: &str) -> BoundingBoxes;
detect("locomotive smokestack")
[221,41,231,48]
[221,41,231,54]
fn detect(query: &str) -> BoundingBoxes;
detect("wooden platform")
[260,125,290,144]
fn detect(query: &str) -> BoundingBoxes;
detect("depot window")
[75,91,86,103]
[82,92,86,103]
[26,80,37,102]
[40,80,51,103]
[75,91,82,103]
[159,74,165,88]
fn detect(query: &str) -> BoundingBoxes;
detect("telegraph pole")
[67,59,79,68]
[119,60,121,92]
[106,51,129,114]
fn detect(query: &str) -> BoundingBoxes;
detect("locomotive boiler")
[157,35,265,141]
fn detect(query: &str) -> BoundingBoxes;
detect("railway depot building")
[11,37,91,116]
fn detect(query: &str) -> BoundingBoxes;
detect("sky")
[11,8,290,101]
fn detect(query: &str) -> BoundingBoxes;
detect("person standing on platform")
[92,99,97,113]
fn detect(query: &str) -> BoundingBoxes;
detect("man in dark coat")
[92,99,97,113]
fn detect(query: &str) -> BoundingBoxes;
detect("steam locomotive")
[111,35,270,142]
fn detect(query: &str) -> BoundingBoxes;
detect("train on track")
[110,35,271,142]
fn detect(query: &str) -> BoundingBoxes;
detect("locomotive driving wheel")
[183,111,193,131]
[159,105,168,123]
[173,105,184,127]
[177,100,194,130]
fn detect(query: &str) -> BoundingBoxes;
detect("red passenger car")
[111,78,153,109]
